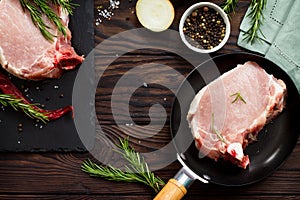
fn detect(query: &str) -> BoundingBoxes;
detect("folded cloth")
[238,0,300,92]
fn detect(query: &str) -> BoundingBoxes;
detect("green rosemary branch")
[51,0,78,15]
[19,0,77,41]
[221,0,267,44]
[34,0,67,39]
[244,0,267,44]
[230,92,247,104]
[211,113,226,143]
[81,138,165,193]
[0,94,49,123]
[20,0,53,41]
[221,0,238,14]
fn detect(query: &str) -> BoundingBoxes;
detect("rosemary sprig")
[20,0,53,41]
[221,0,238,14]
[211,113,226,143]
[50,0,78,15]
[243,0,267,44]
[0,94,49,123]
[230,92,247,104]
[221,0,267,44]
[81,138,165,193]
[19,0,77,41]
[33,0,67,39]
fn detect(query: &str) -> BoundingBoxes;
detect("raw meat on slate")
[0,0,83,80]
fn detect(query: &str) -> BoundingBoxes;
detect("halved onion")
[136,0,175,32]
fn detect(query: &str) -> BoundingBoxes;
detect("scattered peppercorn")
[18,123,23,132]
[183,6,226,50]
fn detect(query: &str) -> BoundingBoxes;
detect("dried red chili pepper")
[0,71,73,121]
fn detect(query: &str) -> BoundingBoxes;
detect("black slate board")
[0,0,94,152]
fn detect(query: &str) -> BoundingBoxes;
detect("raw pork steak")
[0,0,83,80]
[187,61,286,169]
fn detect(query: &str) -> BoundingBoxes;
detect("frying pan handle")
[153,178,187,200]
[154,167,195,200]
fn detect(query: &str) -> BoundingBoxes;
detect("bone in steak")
[187,61,286,169]
[0,0,83,80]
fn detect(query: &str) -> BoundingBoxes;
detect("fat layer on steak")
[187,61,286,169]
[0,0,83,80]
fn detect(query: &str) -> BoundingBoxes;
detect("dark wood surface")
[1,0,300,199]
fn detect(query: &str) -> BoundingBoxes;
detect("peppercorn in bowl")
[179,2,230,53]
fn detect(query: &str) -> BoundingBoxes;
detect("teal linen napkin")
[238,0,300,92]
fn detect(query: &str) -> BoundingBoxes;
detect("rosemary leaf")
[221,0,238,14]
[19,0,78,41]
[230,92,247,104]
[0,94,49,123]
[33,0,67,37]
[243,0,267,44]
[211,113,226,143]
[20,0,54,41]
[221,0,267,44]
[50,0,78,15]
[81,138,165,193]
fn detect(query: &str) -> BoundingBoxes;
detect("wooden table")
[1,0,300,199]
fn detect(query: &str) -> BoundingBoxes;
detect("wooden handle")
[154,178,187,200]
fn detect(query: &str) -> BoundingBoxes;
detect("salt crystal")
[95,0,120,25]
[110,0,120,9]
[143,83,148,87]
[125,123,134,127]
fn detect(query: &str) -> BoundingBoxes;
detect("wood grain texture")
[0,0,299,199]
